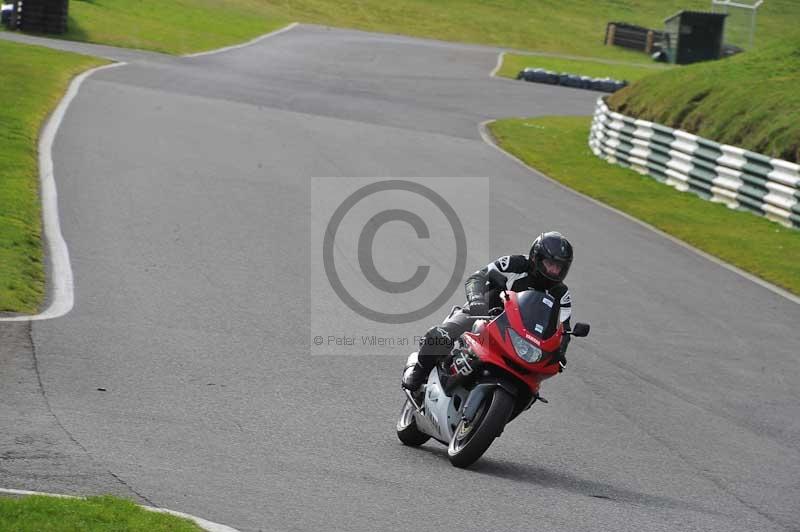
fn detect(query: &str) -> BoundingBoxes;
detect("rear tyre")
[448,387,514,468]
[396,399,430,446]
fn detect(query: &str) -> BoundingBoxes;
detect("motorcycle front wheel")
[396,399,430,446]
[447,387,514,468]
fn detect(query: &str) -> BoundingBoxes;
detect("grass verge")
[488,116,800,295]
[0,494,203,531]
[0,40,105,313]
[64,0,289,55]
[608,40,800,162]
[496,53,669,82]
[63,0,797,58]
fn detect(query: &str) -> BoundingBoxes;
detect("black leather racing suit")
[416,254,572,371]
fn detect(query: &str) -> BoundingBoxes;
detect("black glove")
[488,306,504,317]
[467,299,488,317]
[556,338,569,371]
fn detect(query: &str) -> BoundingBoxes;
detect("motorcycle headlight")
[508,329,542,363]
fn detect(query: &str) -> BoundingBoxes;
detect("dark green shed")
[663,10,727,64]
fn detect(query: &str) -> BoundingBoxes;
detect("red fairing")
[462,291,562,394]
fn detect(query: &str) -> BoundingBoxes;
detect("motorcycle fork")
[403,387,424,414]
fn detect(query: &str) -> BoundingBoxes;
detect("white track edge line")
[489,51,505,77]
[0,488,240,532]
[183,22,299,58]
[477,120,800,306]
[0,62,126,323]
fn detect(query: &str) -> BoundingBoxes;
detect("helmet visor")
[540,258,567,280]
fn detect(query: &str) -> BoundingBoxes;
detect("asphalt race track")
[1,25,799,532]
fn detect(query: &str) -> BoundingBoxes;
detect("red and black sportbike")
[397,289,590,468]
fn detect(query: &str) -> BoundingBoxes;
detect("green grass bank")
[0,40,105,313]
[608,40,800,163]
[488,116,800,295]
[0,494,203,531]
[63,0,289,55]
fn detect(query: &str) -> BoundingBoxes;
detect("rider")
[402,231,574,391]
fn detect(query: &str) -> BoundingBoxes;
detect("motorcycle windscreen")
[516,290,559,339]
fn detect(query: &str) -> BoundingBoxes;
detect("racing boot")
[401,352,427,392]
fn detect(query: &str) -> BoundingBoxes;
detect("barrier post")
[606,24,616,46]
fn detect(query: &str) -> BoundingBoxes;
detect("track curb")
[0,62,126,322]
[183,22,299,58]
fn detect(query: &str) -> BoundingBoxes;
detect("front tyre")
[396,399,430,446]
[448,388,514,468]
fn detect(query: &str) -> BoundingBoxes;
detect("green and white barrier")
[589,97,800,229]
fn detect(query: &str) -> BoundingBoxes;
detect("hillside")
[60,0,800,58]
[608,40,800,162]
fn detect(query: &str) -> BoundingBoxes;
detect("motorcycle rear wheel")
[447,387,514,468]
[396,399,430,446]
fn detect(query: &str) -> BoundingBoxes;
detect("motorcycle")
[396,289,590,468]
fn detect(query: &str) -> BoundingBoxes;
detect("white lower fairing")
[413,370,469,443]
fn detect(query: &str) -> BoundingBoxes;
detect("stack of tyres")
[19,0,68,34]
[590,78,610,92]
[517,67,628,93]
[589,77,628,93]
[585,78,628,92]
[517,68,539,82]
[516,68,535,80]
[563,74,584,88]
[542,70,559,84]
[517,68,559,84]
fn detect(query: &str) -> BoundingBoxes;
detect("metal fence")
[7,0,69,34]
[604,23,665,54]
[589,97,800,229]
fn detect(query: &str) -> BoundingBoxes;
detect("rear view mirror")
[572,322,590,337]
